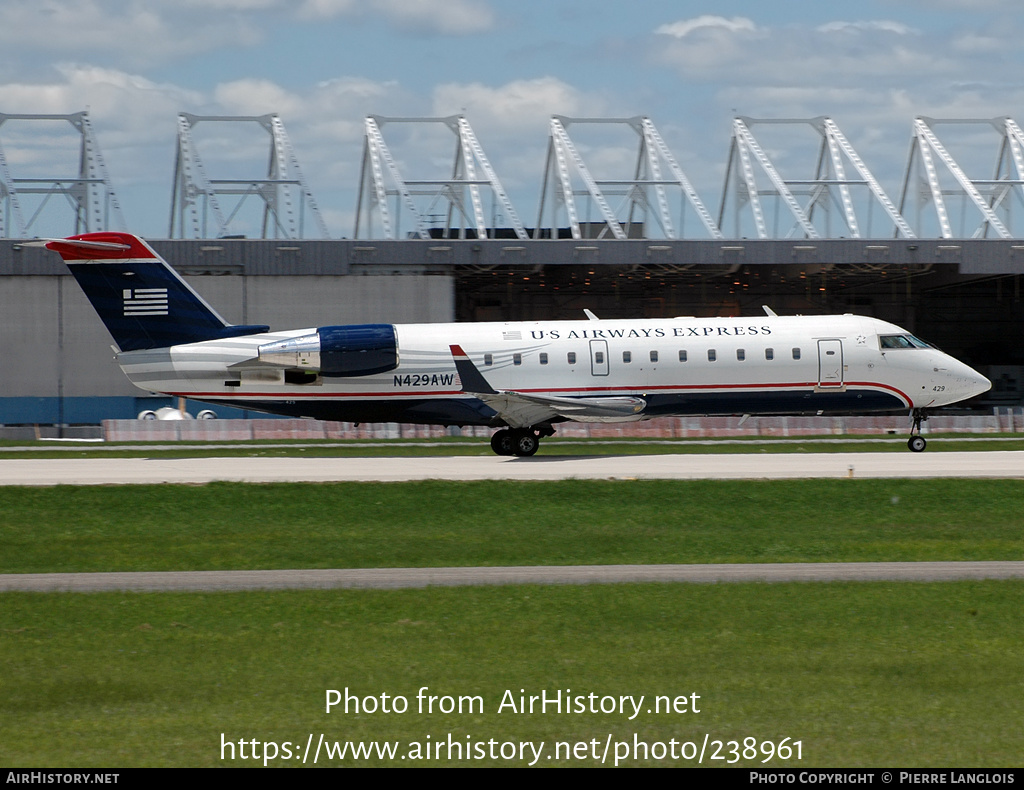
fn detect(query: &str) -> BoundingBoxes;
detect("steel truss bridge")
[356,114,1024,246]
[4,111,1024,247]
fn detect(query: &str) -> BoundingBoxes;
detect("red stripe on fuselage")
[175,379,912,406]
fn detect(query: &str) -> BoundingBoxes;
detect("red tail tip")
[45,233,156,262]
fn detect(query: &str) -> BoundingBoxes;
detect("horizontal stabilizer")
[25,237,131,255]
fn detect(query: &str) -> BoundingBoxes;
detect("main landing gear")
[908,408,928,453]
[489,426,552,457]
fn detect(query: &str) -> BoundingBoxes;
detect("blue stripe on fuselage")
[184,387,908,426]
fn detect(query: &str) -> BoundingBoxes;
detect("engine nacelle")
[257,324,398,377]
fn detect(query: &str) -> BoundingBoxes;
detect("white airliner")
[35,232,991,455]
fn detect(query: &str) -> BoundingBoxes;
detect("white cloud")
[299,0,495,34]
[372,0,495,35]
[896,0,1017,8]
[432,77,595,131]
[655,16,756,39]
[817,21,917,35]
[0,1,265,70]
[214,79,305,117]
[181,0,278,8]
[297,0,358,16]
[951,31,1006,54]
[0,65,202,123]
[652,15,955,88]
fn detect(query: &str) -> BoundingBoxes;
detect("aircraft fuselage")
[116,313,989,428]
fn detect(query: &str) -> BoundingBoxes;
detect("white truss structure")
[0,112,125,238]
[536,116,722,240]
[720,117,913,240]
[169,113,329,239]
[898,117,1022,239]
[354,115,526,240]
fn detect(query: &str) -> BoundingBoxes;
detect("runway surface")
[3,562,1023,592]
[1,450,1022,485]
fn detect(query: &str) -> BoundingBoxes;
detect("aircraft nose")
[947,363,991,402]
[966,370,992,399]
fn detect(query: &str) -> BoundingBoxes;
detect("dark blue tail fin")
[42,232,269,351]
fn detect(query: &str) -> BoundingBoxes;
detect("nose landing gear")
[908,409,928,452]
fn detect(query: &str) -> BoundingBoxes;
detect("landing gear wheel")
[512,430,540,457]
[907,408,929,453]
[490,429,515,456]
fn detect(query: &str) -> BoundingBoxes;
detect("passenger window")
[679,350,687,362]
[595,351,605,364]
[708,349,717,362]
[792,348,801,360]
[650,350,658,363]
[484,353,493,367]
[513,353,522,366]
[623,351,632,363]
[765,348,774,361]
[737,349,745,361]
[567,352,576,365]
[539,353,548,365]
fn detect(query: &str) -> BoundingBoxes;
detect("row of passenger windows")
[483,348,804,366]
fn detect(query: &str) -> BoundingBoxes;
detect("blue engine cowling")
[257,324,398,377]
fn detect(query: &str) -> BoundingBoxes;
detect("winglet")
[450,345,498,394]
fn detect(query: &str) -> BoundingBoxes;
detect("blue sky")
[2,0,1023,238]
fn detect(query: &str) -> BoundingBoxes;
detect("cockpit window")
[879,334,930,350]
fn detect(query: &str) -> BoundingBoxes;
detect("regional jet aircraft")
[35,232,991,455]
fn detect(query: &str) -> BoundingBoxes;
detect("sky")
[2,0,1024,239]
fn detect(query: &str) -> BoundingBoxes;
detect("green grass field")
[3,582,1022,767]
[1,479,1022,573]
[1,476,1022,767]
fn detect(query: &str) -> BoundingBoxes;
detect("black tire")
[512,430,540,457]
[490,429,515,456]
[908,435,927,453]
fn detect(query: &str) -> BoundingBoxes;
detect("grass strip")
[1,581,1021,767]
[2,479,1022,573]
[2,434,1024,458]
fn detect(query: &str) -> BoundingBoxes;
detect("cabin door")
[590,340,609,376]
[817,339,844,388]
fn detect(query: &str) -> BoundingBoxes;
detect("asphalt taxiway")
[2,562,1023,592]
[0,450,1021,486]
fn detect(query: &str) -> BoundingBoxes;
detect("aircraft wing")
[449,345,646,427]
